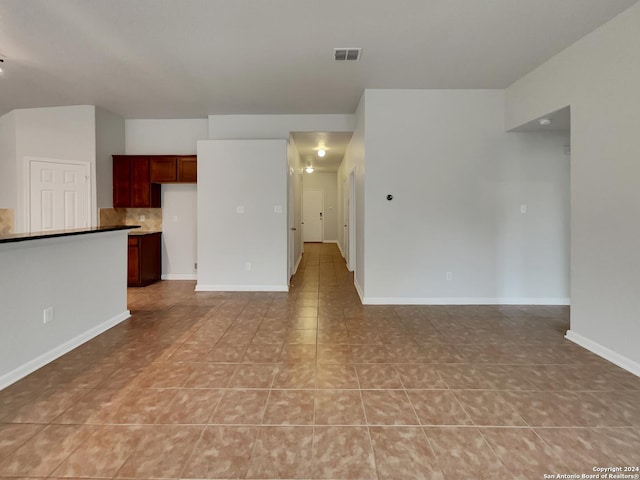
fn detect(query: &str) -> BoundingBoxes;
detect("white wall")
[197,139,288,291]
[95,107,125,208]
[0,230,130,389]
[125,118,207,278]
[208,114,355,282]
[125,119,208,154]
[361,89,570,305]
[287,139,304,274]
[209,114,354,140]
[302,171,339,242]
[506,2,640,374]
[161,184,197,279]
[0,111,17,209]
[338,94,366,293]
[14,106,97,232]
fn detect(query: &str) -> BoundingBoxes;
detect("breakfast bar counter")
[0,225,136,389]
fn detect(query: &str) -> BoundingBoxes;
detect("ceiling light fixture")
[317,149,326,158]
[305,166,314,173]
[539,118,551,126]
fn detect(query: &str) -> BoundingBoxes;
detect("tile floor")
[1,243,639,479]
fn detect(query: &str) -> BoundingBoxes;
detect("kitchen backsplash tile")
[0,209,14,235]
[99,207,162,232]
[125,208,162,232]
[99,208,126,227]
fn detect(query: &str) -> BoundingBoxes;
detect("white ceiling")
[0,0,636,119]
[291,131,353,172]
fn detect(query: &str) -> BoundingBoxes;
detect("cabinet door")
[112,156,131,207]
[127,237,140,285]
[150,157,177,182]
[177,156,197,182]
[130,157,152,207]
[140,233,162,285]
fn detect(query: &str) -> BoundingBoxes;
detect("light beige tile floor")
[1,243,639,479]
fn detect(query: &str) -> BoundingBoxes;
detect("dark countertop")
[0,225,140,244]
[128,230,162,236]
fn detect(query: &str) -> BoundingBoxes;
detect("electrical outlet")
[245,262,251,271]
[520,204,527,214]
[139,215,146,221]
[43,306,54,324]
[446,272,453,281]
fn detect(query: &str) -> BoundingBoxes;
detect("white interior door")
[303,190,323,242]
[30,160,90,232]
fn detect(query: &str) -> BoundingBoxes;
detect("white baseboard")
[323,240,338,244]
[361,296,571,305]
[161,274,197,280]
[565,330,640,377]
[0,310,131,390]
[354,278,365,303]
[196,284,289,292]
[336,242,345,257]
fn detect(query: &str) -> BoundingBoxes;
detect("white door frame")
[347,170,356,272]
[25,157,92,233]
[287,165,295,280]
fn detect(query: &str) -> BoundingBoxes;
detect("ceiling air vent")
[334,48,362,62]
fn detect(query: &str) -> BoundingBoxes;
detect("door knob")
[290,228,297,231]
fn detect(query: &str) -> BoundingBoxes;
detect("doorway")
[303,189,324,242]
[28,159,90,232]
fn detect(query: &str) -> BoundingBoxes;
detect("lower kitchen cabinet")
[127,232,161,287]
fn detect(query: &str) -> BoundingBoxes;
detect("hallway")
[0,243,639,479]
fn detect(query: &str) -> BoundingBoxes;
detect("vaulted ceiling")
[0,0,636,118]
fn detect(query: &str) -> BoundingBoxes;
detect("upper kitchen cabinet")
[112,156,131,207]
[177,156,197,182]
[112,155,161,208]
[150,157,178,182]
[149,155,197,183]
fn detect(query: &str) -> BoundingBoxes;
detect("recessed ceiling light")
[305,166,314,173]
[539,118,551,126]
[317,149,326,158]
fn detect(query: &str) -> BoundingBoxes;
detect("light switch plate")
[236,206,245,214]
[274,205,283,213]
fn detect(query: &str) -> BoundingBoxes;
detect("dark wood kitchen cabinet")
[149,155,197,183]
[112,156,131,207]
[177,156,197,182]
[127,232,161,287]
[150,157,178,182]
[112,155,161,208]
